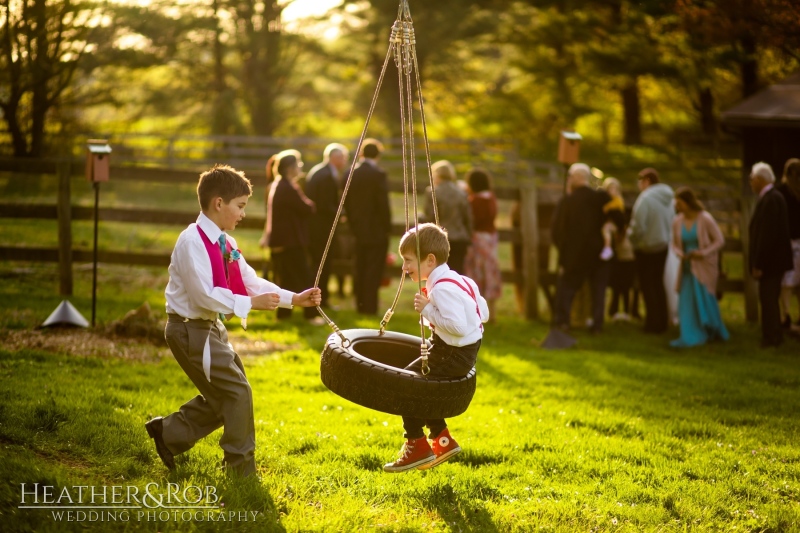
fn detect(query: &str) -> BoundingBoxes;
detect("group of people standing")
[259,140,389,321]
[425,161,503,321]
[552,159,800,349]
[258,141,504,321]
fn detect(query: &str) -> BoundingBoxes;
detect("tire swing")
[314,0,476,420]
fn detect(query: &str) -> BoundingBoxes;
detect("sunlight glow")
[282,0,342,22]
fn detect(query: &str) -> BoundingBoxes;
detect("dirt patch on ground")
[0,328,170,361]
[0,329,299,361]
[228,335,302,357]
[104,302,167,345]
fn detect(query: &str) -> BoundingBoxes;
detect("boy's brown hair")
[197,164,253,211]
[399,223,450,265]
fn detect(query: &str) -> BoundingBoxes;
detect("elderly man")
[551,163,611,333]
[749,162,794,347]
[629,167,674,334]
[305,143,349,308]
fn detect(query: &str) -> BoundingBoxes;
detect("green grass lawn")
[0,261,799,532]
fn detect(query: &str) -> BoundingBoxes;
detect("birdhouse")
[557,131,582,165]
[85,139,112,182]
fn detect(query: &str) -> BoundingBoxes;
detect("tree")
[230,0,290,136]
[338,0,503,136]
[0,0,223,155]
[0,0,106,157]
[582,0,678,145]
[676,0,800,98]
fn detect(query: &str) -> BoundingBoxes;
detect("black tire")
[320,329,476,419]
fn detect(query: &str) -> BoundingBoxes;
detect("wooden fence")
[0,155,747,321]
[69,133,564,186]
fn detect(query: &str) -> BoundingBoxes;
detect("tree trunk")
[621,78,642,145]
[3,102,29,157]
[246,0,281,137]
[740,34,758,98]
[30,0,49,157]
[211,0,233,135]
[699,87,716,136]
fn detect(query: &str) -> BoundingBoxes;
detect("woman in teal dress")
[670,187,730,347]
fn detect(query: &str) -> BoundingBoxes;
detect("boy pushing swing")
[146,164,320,477]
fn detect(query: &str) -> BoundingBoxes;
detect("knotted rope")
[314,0,439,374]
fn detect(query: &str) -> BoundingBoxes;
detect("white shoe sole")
[417,446,462,470]
[383,455,434,473]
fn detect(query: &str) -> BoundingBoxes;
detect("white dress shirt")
[420,263,489,347]
[165,213,294,320]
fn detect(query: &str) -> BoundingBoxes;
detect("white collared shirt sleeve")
[171,236,247,318]
[229,236,294,309]
[420,283,472,337]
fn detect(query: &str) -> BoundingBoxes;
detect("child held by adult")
[147,165,321,478]
[601,177,636,320]
[384,224,489,473]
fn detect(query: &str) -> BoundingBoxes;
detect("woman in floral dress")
[464,168,502,323]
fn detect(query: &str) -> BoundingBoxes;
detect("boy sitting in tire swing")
[384,223,489,472]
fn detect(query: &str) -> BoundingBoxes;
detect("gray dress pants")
[161,316,256,477]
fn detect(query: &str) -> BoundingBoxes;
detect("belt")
[167,313,215,324]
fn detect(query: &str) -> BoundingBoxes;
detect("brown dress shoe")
[145,417,175,470]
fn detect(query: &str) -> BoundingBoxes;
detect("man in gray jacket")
[629,168,674,334]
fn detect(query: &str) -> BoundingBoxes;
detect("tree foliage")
[0,0,105,156]
[0,0,798,158]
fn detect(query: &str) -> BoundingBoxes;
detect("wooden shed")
[722,71,800,321]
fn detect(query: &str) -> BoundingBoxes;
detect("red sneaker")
[383,438,435,473]
[418,428,461,470]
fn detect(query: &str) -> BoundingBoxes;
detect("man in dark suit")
[305,143,349,308]
[344,139,391,315]
[551,163,612,333]
[749,162,794,347]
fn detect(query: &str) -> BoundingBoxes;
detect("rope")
[312,43,395,347]
[395,22,410,231]
[379,271,405,336]
[400,19,430,375]
[413,51,439,226]
[312,0,438,375]
[380,19,413,337]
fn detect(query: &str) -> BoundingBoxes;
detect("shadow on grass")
[467,319,800,465]
[417,479,501,532]
[450,449,506,468]
[159,464,287,532]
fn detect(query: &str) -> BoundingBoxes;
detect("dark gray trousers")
[759,275,784,346]
[402,335,480,440]
[161,316,256,477]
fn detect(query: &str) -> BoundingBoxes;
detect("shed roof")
[722,72,800,128]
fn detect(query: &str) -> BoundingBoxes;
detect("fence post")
[519,183,539,320]
[740,195,759,322]
[57,160,73,296]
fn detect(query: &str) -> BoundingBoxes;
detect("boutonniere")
[223,249,241,263]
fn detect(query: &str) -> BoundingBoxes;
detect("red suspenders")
[431,276,483,331]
